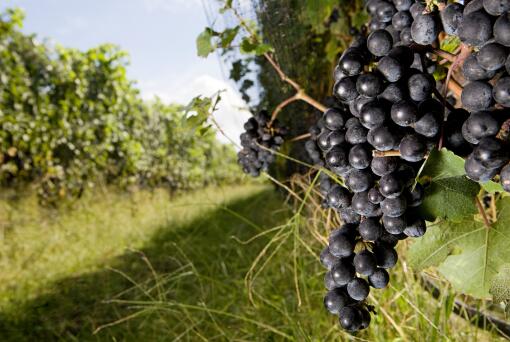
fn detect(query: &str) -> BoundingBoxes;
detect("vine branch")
[230,5,327,125]
[475,197,491,229]
[288,132,312,142]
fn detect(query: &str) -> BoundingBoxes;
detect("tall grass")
[0,181,506,341]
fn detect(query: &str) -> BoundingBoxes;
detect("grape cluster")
[364,0,510,191]
[237,111,287,177]
[450,1,510,190]
[310,0,454,332]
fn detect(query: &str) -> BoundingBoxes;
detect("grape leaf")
[482,180,504,194]
[196,28,217,58]
[409,197,510,299]
[417,148,480,221]
[419,148,466,179]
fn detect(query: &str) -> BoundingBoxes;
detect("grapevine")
[201,0,510,335]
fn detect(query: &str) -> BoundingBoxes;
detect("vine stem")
[475,197,491,229]
[411,44,457,63]
[230,5,326,124]
[372,150,402,157]
[288,132,311,142]
[431,87,456,112]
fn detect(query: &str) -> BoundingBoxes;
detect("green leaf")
[220,27,239,48]
[482,180,505,194]
[410,197,510,299]
[490,265,510,303]
[417,148,480,221]
[440,35,461,54]
[254,43,273,56]
[240,38,257,54]
[419,148,466,179]
[432,64,447,81]
[240,38,273,56]
[196,28,217,58]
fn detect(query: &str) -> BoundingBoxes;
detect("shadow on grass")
[0,188,292,341]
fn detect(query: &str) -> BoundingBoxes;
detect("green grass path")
[0,184,292,341]
[0,185,505,341]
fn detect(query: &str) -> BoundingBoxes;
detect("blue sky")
[1,0,250,144]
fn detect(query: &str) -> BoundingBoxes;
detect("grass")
[0,183,506,341]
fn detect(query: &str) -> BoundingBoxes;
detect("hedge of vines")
[0,9,241,204]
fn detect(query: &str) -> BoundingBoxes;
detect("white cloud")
[141,74,251,147]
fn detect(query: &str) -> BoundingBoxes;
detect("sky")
[0,0,251,145]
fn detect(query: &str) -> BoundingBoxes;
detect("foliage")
[417,149,480,221]
[0,9,241,204]
[410,148,510,303]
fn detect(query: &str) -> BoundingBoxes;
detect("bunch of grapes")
[365,0,510,191]
[310,0,510,332]
[237,111,287,177]
[450,1,510,190]
[314,33,433,331]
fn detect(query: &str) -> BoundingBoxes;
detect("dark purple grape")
[463,54,497,81]
[381,196,407,217]
[339,306,362,332]
[331,261,356,285]
[352,191,381,217]
[440,3,463,36]
[406,183,424,207]
[391,100,419,127]
[399,134,428,162]
[359,217,383,241]
[379,172,404,198]
[371,156,400,177]
[377,56,404,82]
[458,10,492,47]
[404,218,427,237]
[494,13,510,47]
[339,51,366,76]
[368,126,398,151]
[376,2,397,23]
[353,250,377,276]
[408,73,434,102]
[347,278,370,301]
[394,0,412,11]
[357,73,384,97]
[368,186,385,204]
[347,168,374,193]
[461,111,500,144]
[349,144,372,169]
[409,2,425,18]
[374,243,398,268]
[472,137,509,169]
[327,185,351,209]
[324,288,349,314]
[411,13,440,45]
[382,214,407,234]
[483,0,510,16]
[476,43,507,71]
[321,247,341,270]
[360,100,389,129]
[367,29,394,57]
[369,268,390,289]
[334,77,359,102]
[324,108,346,130]
[392,10,413,30]
[493,77,510,107]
